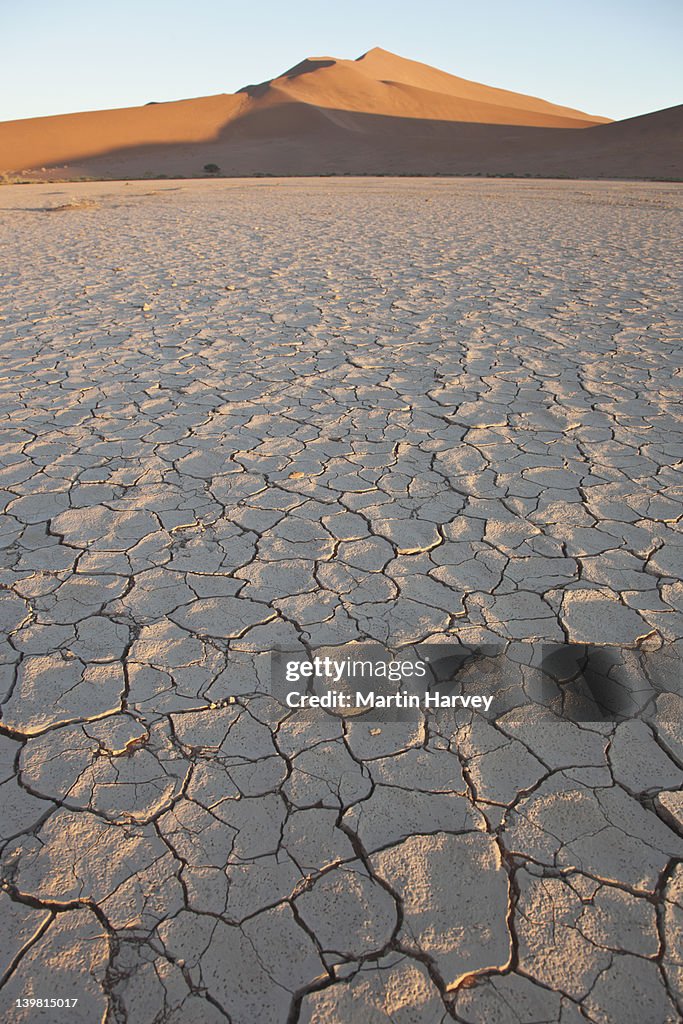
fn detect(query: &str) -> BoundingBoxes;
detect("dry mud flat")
[0,178,682,1022]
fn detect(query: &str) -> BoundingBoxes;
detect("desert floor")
[0,178,682,1023]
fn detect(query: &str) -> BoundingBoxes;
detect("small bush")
[203,163,220,175]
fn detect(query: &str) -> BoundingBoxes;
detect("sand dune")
[239,48,608,128]
[0,47,680,180]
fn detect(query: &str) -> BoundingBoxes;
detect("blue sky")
[2,0,681,122]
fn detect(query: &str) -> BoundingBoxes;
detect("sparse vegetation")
[0,173,31,186]
[203,164,220,175]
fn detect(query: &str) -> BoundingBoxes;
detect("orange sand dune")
[0,47,679,180]
[240,48,609,128]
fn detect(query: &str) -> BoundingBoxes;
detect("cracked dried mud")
[0,178,681,1023]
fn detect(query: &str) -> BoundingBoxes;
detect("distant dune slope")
[0,94,247,172]
[353,48,607,122]
[0,46,680,180]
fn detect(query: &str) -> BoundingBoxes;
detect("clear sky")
[2,0,681,123]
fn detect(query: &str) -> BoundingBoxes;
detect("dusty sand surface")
[0,178,682,1022]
